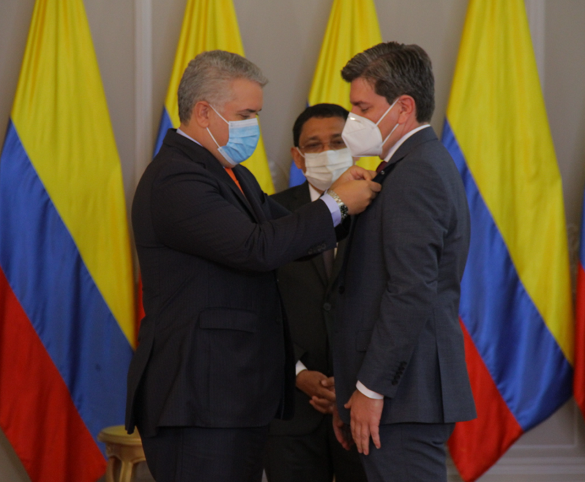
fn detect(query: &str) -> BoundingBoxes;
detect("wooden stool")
[98,425,146,482]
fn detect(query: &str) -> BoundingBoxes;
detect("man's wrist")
[295,360,308,376]
[326,189,349,221]
[320,193,342,227]
[356,380,384,399]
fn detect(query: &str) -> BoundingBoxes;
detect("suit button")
[338,286,345,294]
[323,303,332,312]
[392,380,398,385]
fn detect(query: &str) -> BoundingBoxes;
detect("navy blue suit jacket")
[126,130,337,436]
[333,127,476,425]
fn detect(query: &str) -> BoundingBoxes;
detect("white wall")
[1,1,584,481]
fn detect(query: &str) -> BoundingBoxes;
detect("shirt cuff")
[356,381,384,399]
[320,193,341,227]
[295,360,308,376]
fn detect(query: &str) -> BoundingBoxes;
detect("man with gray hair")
[126,50,380,482]
[332,42,476,481]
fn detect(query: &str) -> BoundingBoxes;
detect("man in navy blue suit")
[126,50,380,482]
[332,42,476,482]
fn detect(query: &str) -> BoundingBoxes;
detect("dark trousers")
[141,425,270,482]
[359,423,455,482]
[263,414,367,482]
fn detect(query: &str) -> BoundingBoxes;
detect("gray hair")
[177,50,268,124]
[341,42,435,123]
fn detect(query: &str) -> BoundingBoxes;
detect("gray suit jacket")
[333,127,476,425]
[269,182,347,435]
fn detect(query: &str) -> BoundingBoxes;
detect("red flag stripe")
[0,268,106,482]
[574,263,585,417]
[449,319,523,482]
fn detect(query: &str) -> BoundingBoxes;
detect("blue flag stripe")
[442,120,573,430]
[154,108,173,158]
[0,121,132,451]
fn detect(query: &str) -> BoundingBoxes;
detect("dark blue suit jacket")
[126,130,337,436]
[269,182,348,435]
[333,127,476,425]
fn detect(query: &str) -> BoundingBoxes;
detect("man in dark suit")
[126,51,380,482]
[264,104,367,482]
[332,42,476,482]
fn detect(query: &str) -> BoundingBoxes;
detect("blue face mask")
[207,105,260,166]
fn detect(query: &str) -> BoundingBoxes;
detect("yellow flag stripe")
[446,0,573,362]
[11,0,135,346]
[308,0,383,171]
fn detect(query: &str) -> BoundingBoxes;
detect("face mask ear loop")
[296,147,305,158]
[375,98,398,127]
[207,104,227,149]
[207,127,222,149]
[210,104,229,124]
[378,98,400,146]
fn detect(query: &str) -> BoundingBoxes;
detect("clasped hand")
[330,166,381,215]
[296,370,336,414]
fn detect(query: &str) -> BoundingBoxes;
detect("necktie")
[322,248,334,279]
[225,167,244,194]
[376,160,388,173]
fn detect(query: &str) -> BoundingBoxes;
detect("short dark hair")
[292,103,349,147]
[341,42,435,123]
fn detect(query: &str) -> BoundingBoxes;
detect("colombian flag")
[290,0,382,187]
[154,0,274,193]
[442,1,573,480]
[575,194,585,420]
[0,0,135,480]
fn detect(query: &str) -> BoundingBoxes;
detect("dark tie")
[322,248,334,279]
[376,160,388,173]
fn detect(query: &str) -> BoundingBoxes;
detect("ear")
[192,101,212,128]
[397,95,416,123]
[291,146,306,173]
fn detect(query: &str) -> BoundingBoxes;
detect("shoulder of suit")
[270,182,309,209]
[159,129,217,168]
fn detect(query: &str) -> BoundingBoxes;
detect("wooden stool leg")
[119,459,135,482]
[105,457,117,482]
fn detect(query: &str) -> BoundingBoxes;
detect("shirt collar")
[308,182,322,202]
[384,124,430,163]
[177,128,202,146]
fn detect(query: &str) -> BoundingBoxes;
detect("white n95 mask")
[298,147,354,191]
[341,99,399,157]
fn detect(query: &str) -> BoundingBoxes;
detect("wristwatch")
[327,189,349,221]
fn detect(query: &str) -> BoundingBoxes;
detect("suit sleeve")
[150,164,337,272]
[357,158,450,398]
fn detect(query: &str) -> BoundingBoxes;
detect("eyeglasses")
[299,139,347,154]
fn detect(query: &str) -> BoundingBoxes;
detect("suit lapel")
[278,182,329,284]
[165,130,260,221]
[299,184,329,285]
[340,128,438,284]
[233,167,266,223]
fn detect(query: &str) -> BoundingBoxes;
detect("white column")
[525,0,546,90]
[134,0,153,188]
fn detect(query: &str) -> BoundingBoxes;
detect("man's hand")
[333,165,377,183]
[332,405,354,451]
[344,389,384,455]
[329,166,381,216]
[296,371,336,414]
